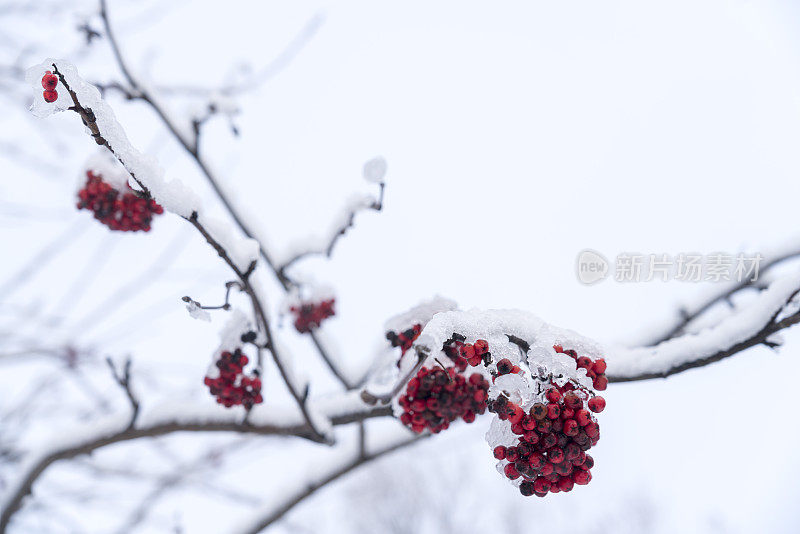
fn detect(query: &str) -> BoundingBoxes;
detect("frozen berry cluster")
[490,384,604,497]
[554,344,608,391]
[41,70,58,103]
[289,299,335,333]
[77,171,164,232]
[399,366,490,434]
[385,324,422,356]
[203,348,263,409]
[443,335,493,371]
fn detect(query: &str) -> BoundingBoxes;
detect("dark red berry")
[588,396,606,413]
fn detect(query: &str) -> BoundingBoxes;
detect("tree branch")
[0,402,391,533]
[105,356,139,428]
[609,277,800,382]
[277,183,385,274]
[97,0,357,392]
[233,434,424,534]
[643,249,800,346]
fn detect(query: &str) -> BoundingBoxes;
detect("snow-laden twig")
[642,239,800,346]
[28,56,329,440]
[231,433,424,534]
[277,159,387,273]
[609,270,800,381]
[0,396,390,533]
[95,0,364,393]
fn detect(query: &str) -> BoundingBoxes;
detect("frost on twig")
[277,156,387,272]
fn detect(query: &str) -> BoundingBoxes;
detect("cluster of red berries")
[77,171,164,232]
[554,344,608,391]
[41,70,58,103]
[490,384,604,497]
[203,348,263,409]
[385,324,422,356]
[399,366,490,434]
[289,298,335,333]
[443,335,494,371]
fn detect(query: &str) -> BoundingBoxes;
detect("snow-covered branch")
[277,157,387,273]
[29,57,331,440]
[642,239,800,346]
[609,271,800,381]
[97,0,359,393]
[0,395,390,533]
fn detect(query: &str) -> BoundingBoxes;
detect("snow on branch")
[0,394,389,533]
[609,270,800,381]
[277,156,387,273]
[642,237,800,346]
[26,57,331,440]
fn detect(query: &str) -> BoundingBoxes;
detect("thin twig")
[105,356,139,428]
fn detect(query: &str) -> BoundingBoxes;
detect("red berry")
[573,469,592,485]
[41,72,58,90]
[588,396,606,413]
[558,476,574,492]
[593,358,607,374]
[290,299,336,333]
[43,89,58,102]
[504,463,520,480]
[493,446,507,460]
[593,375,608,391]
[576,409,592,427]
[545,388,562,403]
[563,419,579,436]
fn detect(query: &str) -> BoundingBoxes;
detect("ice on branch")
[185,300,212,322]
[26,59,201,218]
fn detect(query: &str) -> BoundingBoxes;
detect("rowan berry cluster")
[554,344,608,391]
[203,348,263,409]
[77,171,164,232]
[289,298,335,333]
[398,366,490,434]
[490,383,603,497]
[41,71,58,102]
[385,324,422,356]
[443,335,493,371]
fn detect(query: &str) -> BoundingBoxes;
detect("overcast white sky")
[2,1,800,533]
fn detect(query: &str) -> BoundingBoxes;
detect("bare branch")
[105,356,139,428]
